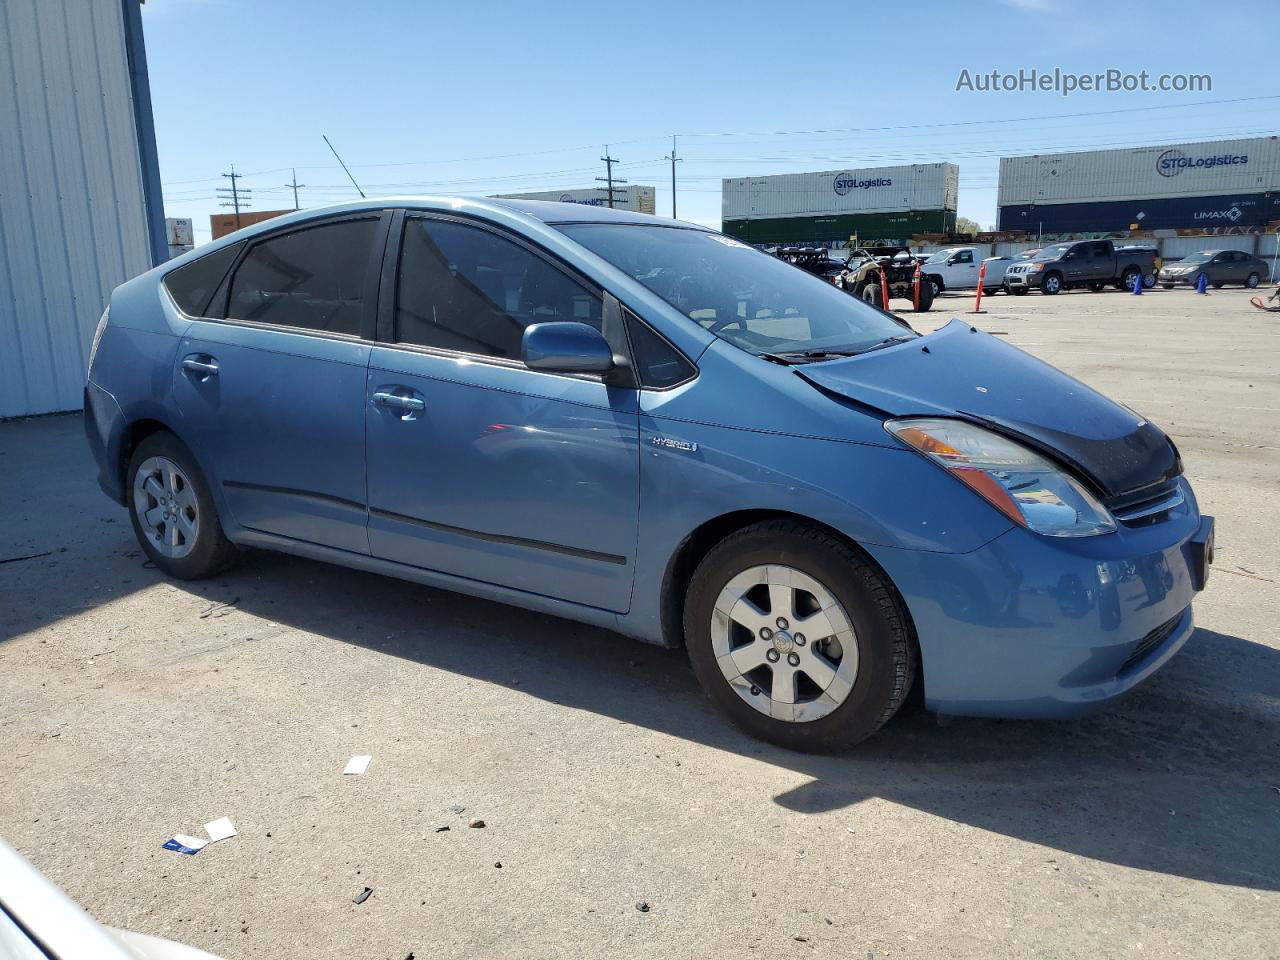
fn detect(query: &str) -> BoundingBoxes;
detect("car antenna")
[322,134,366,199]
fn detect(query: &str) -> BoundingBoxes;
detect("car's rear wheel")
[128,432,236,579]
[1120,267,1141,291]
[684,521,916,752]
[914,280,934,312]
[1161,283,1175,290]
[1245,272,1261,289]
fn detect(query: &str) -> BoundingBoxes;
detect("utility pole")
[217,165,251,229]
[596,146,628,209]
[666,134,681,219]
[284,168,306,210]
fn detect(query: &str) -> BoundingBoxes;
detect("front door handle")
[372,391,425,412]
[182,355,219,379]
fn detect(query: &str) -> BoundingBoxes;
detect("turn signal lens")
[886,418,1116,538]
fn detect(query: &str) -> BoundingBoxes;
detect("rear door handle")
[372,391,425,411]
[182,355,219,378]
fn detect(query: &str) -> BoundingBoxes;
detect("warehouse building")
[998,137,1280,235]
[494,185,656,214]
[721,164,959,245]
[1,0,164,418]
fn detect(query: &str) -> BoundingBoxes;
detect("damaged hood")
[800,319,1179,498]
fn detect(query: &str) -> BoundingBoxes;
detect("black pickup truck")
[1003,240,1157,295]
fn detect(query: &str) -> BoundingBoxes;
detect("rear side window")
[625,312,696,388]
[163,242,242,316]
[396,218,603,360]
[226,219,378,335]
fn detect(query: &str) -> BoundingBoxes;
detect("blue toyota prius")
[84,198,1214,751]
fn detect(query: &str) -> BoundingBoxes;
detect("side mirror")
[522,322,615,375]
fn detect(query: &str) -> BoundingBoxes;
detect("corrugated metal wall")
[722,164,958,221]
[998,137,1280,206]
[0,0,154,418]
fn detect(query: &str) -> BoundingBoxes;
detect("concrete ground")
[1,284,1277,960]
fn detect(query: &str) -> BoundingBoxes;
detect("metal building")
[0,0,164,418]
[721,164,959,245]
[998,137,1280,234]
[494,186,657,215]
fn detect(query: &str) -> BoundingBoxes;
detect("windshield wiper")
[760,338,914,364]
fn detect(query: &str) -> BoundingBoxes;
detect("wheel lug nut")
[787,652,801,667]
[749,685,760,696]
[794,633,806,646]
[766,649,780,663]
[760,627,773,640]
[776,617,789,630]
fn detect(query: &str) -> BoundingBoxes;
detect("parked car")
[0,837,224,959]
[979,256,1014,292]
[920,247,979,296]
[1159,249,1269,289]
[86,198,1213,752]
[1004,240,1157,295]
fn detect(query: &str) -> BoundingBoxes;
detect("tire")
[913,280,934,312]
[1161,283,1175,290]
[1212,280,1224,289]
[683,520,917,752]
[1010,287,1028,296]
[127,431,236,579]
[926,276,943,298]
[1088,281,1106,292]
[1120,267,1141,291]
[1041,272,1062,295]
[1143,272,1156,289]
[861,282,882,306]
[1245,272,1261,289]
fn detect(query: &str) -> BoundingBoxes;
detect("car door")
[1088,241,1113,281]
[171,212,389,554]
[948,249,977,288]
[363,212,640,613]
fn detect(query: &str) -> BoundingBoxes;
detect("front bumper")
[1004,271,1042,289]
[1158,272,1197,286]
[868,480,1212,719]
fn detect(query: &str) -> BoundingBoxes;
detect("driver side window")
[395,218,603,360]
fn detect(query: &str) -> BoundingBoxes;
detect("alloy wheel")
[711,564,859,723]
[133,456,199,559]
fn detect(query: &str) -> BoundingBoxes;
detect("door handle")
[182,356,219,377]
[372,391,425,411]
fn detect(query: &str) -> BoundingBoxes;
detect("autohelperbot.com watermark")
[955,68,1212,97]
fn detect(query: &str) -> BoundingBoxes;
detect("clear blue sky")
[142,0,1278,244]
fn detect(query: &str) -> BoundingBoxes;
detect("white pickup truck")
[921,247,1012,296]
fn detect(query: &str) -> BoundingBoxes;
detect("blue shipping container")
[998,192,1280,233]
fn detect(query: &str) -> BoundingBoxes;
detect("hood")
[799,319,1180,498]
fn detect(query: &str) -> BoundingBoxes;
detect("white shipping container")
[999,137,1280,206]
[495,185,656,215]
[722,164,958,221]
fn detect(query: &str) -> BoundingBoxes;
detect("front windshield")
[1181,252,1214,264]
[1036,244,1072,260]
[924,250,954,264]
[557,224,913,358]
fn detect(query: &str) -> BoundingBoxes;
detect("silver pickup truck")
[1004,240,1157,295]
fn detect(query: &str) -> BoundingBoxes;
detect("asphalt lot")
[1,284,1278,960]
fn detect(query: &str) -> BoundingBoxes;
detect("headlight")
[87,306,109,374]
[886,417,1116,538]
[1029,262,1045,272]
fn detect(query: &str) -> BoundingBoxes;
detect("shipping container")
[722,209,956,246]
[998,137,1280,206]
[494,185,656,215]
[210,209,294,240]
[722,164,958,221]
[997,192,1280,234]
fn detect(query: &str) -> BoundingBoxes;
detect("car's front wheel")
[684,521,916,752]
[1245,272,1260,289]
[127,431,236,579]
[1041,272,1062,295]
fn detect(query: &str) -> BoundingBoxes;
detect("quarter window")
[226,218,378,335]
[395,218,603,359]
[163,241,243,317]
